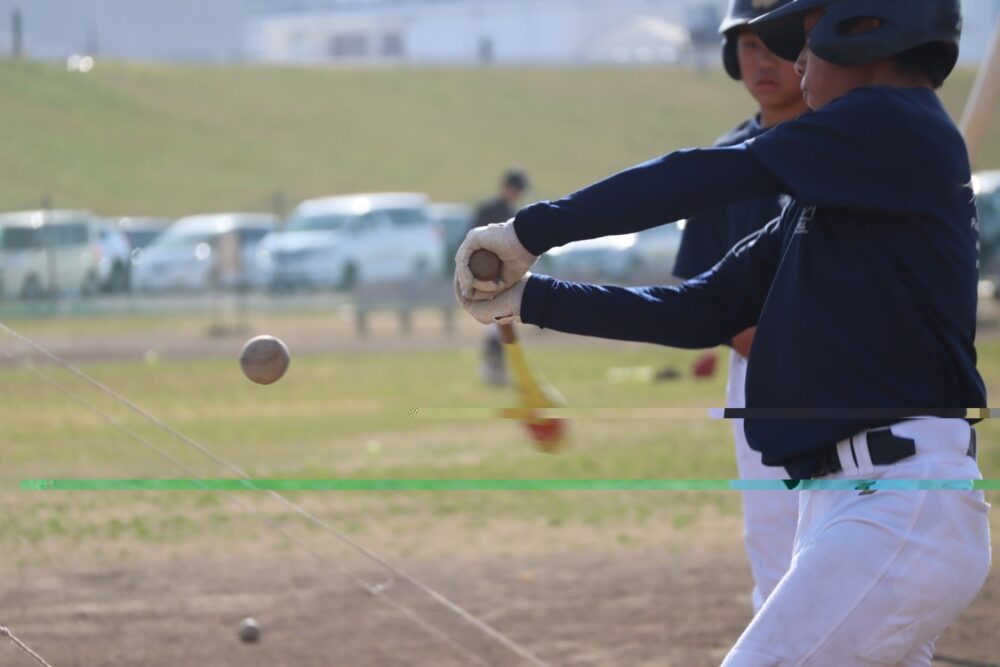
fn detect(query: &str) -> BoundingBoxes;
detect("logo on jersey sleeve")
[794,206,816,235]
[973,215,981,271]
[962,180,980,270]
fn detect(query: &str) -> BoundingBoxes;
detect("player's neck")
[865,61,933,90]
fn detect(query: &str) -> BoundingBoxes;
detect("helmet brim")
[749,0,830,62]
[718,15,748,36]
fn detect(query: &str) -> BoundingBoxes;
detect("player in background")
[673,0,808,613]
[455,1,990,663]
[472,168,530,385]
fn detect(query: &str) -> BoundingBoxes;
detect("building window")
[287,31,307,58]
[382,32,404,57]
[478,37,493,65]
[328,33,368,58]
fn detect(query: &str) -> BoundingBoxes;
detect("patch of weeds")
[194,493,220,508]
[45,516,67,536]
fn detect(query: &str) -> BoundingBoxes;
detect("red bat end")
[524,418,567,453]
[692,351,718,379]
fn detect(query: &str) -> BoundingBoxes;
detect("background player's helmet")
[750,0,962,77]
[720,0,796,80]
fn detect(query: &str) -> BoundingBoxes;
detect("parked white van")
[0,210,103,300]
[132,213,277,292]
[255,193,444,291]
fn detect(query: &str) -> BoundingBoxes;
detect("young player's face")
[737,29,803,112]
[795,9,875,110]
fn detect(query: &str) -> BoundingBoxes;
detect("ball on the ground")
[239,335,290,385]
[238,617,261,643]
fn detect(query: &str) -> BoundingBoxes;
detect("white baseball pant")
[722,418,991,666]
[728,350,800,611]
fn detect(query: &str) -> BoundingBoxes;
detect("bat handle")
[498,322,517,344]
[467,248,518,342]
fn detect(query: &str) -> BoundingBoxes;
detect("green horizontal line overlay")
[20,479,1000,491]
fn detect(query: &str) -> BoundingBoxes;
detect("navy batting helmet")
[750,0,962,77]
[720,0,796,80]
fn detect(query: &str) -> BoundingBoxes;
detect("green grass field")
[1,60,998,217]
[2,328,998,565]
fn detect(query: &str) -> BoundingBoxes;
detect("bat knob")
[469,249,502,281]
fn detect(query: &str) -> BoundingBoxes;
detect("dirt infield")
[3,543,998,666]
[2,305,998,666]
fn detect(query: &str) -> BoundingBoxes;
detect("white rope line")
[1,323,552,667]
[0,345,493,667]
[0,625,55,667]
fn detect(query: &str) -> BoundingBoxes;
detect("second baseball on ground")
[239,335,290,385]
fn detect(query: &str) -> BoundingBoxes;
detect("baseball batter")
[673,0,808,613]
[455,0,992,664]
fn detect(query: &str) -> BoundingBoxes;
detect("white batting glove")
[455,220,537,301]
[454,274,530,325]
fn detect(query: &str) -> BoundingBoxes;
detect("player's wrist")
[500,218,538,264]
[510,275,529,321]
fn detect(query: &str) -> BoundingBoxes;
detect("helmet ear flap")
[723,34,741,79]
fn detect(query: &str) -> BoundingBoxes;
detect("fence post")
[11,8,22,59]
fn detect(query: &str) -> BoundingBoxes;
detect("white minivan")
[0,210,103,300]
[132,213,277,292]
[255,193,444,291]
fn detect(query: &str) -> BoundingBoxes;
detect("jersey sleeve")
[747,87,955,213]
[519,216,785,348]
[513,145,785,256]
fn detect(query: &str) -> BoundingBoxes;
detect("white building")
[0,0,995,66]
[245,0,705,66]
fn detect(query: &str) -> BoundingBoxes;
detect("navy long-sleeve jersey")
[673,115,785,281]
[514,86,986,478]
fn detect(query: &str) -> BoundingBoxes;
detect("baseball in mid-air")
[239,335,290,385]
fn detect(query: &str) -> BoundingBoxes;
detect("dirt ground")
[2,543,998,667]
[3,303,999,666]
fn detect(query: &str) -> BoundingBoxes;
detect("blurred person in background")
[672,0,809,613]
[471,168,530,385]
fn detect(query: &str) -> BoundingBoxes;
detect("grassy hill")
[0,59,997,217]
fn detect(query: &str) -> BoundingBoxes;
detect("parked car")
[110,216,171,253]
[0,210,104,300]
[540,233,639,281]
[536,223,684,283]
[255,193,445,291]
[428,202,473,275]
[974,171,1000,282]
[633,223,683,279]
[132,213,277,292]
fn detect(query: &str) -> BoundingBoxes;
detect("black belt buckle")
[811,447,843,478]
[866,429,916,465]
